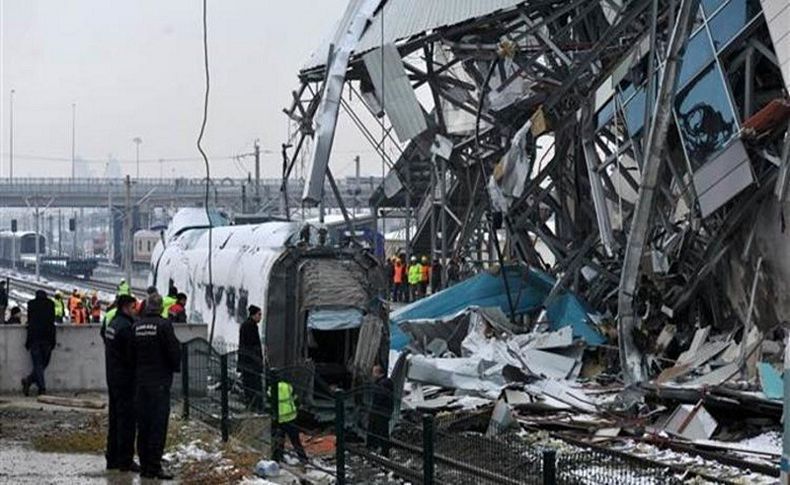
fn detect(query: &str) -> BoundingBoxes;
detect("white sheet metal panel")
[302,0,381,205]
[356,0,527,55]
[363,44,428,142]
[693,139,755,218]
[761,0,790,92]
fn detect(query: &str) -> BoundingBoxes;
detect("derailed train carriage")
[150,209,389,413]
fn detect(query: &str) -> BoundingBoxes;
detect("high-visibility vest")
[51,298,65,318]
[393,262,403,284]
[117,282,130,296]
[268,382,298,423]
[161,295,177,318]
[103,307,118,328]
[71,307,87,324]
[68,295,81,312]
[408,264,422,285]
[420,264,430,283]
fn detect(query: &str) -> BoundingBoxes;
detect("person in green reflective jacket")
[51,291,66,324]
[117,279,130,296]
[269,380,307,464]
[161,287,178,319]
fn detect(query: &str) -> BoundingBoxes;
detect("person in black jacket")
[367,364,394,457]
[238,305,263,410]
[0,280,8,324]
[133,294,181,480]
[104,294,139,472]
[21,290,56,396]
[7,306,22,324]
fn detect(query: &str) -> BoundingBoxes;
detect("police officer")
[104,294,138,472]
[133,294,180,480]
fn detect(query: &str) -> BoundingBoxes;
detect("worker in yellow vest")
[269,380,307,464]
[51,291,66,324]
[161,287,178,318]
[407,256,423,301]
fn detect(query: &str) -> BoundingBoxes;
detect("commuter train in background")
[0,231,47,266]
[133,229,161,266]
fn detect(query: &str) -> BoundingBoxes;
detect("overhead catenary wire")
[197,0,217,345]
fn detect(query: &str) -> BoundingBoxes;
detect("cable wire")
[197,0,217,345]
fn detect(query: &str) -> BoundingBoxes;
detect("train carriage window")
[237,288,249,323]
[147,240,152,252]
[226,287,236,317]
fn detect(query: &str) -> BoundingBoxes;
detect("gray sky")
[0,0,382,179]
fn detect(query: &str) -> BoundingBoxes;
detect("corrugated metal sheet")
[761,0,790,92]
[363,44,428,142]
[304,0,527,71]
[357,0,527,53]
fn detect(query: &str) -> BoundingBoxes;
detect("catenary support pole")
[335,390,346,485]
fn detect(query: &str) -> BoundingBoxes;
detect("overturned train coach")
[150,209,389,407]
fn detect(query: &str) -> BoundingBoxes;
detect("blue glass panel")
[677,30,714,88]
[702,0,726,15]
[624,88,646,137]
[675,65,737,169]
[708,0,761,51]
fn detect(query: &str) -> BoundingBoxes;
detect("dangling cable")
[197,0,217,345]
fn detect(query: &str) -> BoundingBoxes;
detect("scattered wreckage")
[389,264,786,480]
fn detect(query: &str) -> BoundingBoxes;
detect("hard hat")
[55,291,62,297]
[410,256,417,262]
[421,255,428,262]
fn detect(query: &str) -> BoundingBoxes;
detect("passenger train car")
[133,229,161,266]
[150,208,389,408]
[0,231,47,266]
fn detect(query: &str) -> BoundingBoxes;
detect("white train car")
[150,209,389,395]
[0,231,47,266]
[133,229,161,266]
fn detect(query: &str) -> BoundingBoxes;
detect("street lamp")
[71,103,76,179]
[133,137,142,179]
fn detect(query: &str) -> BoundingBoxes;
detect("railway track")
[3,274,146,305]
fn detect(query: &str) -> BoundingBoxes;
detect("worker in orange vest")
[392,256,404,302]
[420,256,430,297]
[67,289,81,318]
[90,292,102,323]
[71,299,89,325]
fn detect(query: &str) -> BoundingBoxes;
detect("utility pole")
[58,209,62,256]
[254,140,261,210]
[124,175,132,285]
[72,211,77,259]
[9,89,15,181]
[133,137,142,179]
[34,205,41,280]
[108,190,114,263]
[71,103,76,179]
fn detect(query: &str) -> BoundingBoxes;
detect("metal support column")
[439,156,448,288]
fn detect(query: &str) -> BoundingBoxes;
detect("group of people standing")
[387,253,464,302]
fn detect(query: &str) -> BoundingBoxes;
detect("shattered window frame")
[706,0,763,53]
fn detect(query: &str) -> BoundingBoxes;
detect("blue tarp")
[390,265,605,349]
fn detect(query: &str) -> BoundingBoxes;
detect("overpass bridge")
[0,177,379,211]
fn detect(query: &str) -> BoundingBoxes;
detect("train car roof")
[0,230,43,238]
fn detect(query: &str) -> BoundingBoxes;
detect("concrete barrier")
[0,324,207,393]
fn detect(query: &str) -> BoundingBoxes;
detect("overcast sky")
[0,0,384,179]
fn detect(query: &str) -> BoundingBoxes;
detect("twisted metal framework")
[283,0,790,383]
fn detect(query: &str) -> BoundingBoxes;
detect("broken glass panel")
[708,0,761,52]
[624,87,647,137]
[677,30,714,89]
[595,97,615,131]
[675,64,737,169]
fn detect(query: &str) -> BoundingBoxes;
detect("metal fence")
[179,338,681,484]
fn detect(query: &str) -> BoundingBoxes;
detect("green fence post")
[543,449,557,485]
[220,353,229,442]
[269,369,279,461]
[335,390,346,485]
[422,413,435,485]
[181,343,190,420]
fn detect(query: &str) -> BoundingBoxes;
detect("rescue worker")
[407,256,422,301]
[137,286,159,316]
[6,306,22,324]
[431,259,442,294]
[117,279,130,296]
[161,286,178,319]
[168,293,187,323]
[133,294,180,480]
[101,296,119,339]
[384,257,394,300]
[51,291,66,324]
[270,378,308,464]
[367,364,394,457]
[237,305,263,410]
[68,289,81,317]
[21,290,56,396]
[90,291,102,323]
[104,294,139,472]
[71,298,88,325]
[392,256,404,302]
[420,256,430,297]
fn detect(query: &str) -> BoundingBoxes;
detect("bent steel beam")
[617,0,701,385]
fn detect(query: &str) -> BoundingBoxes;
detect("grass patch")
[31,414,106,454]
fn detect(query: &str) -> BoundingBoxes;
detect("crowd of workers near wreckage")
[385,252,473,302]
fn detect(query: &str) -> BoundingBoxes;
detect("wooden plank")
[37,395,106,409]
